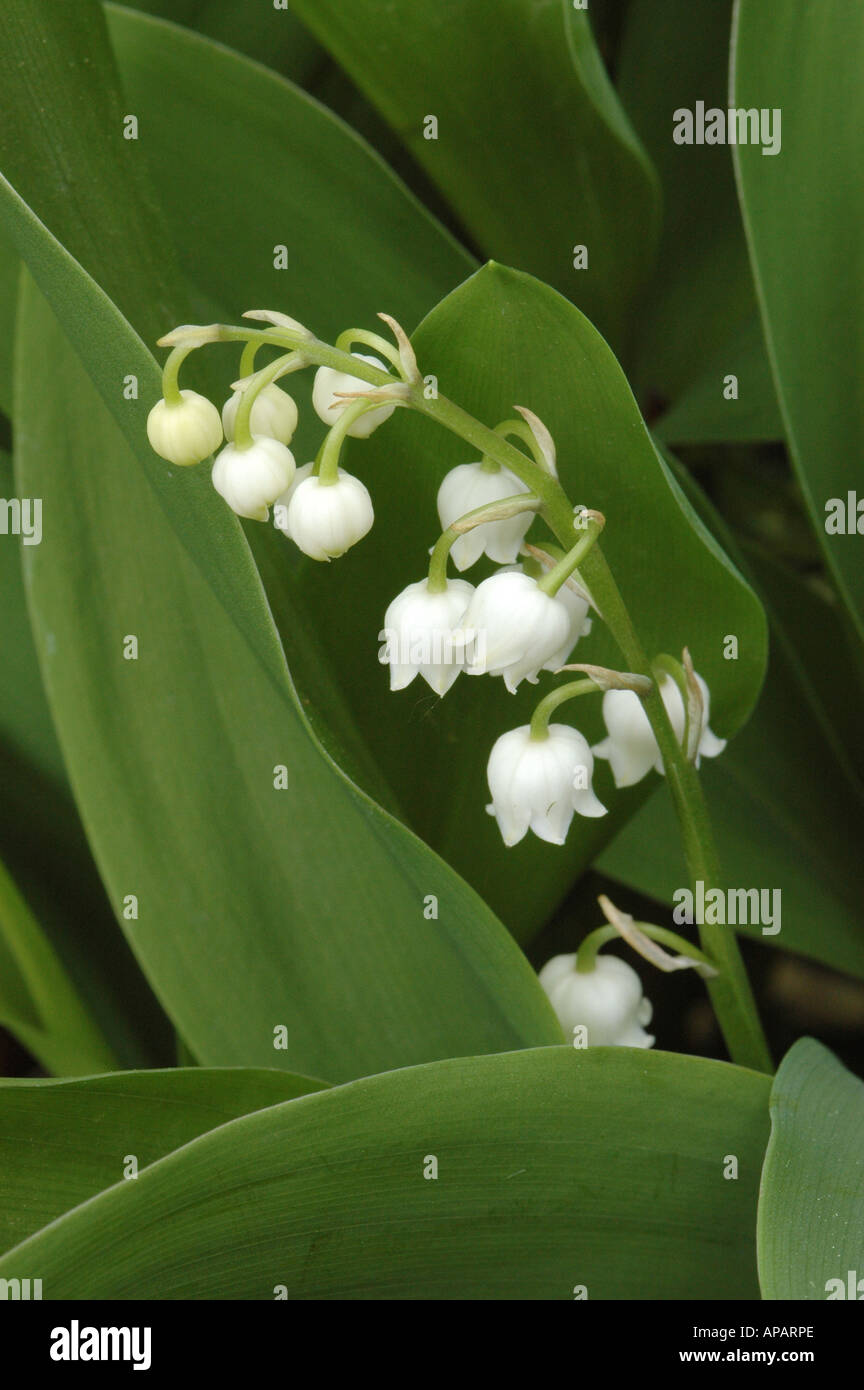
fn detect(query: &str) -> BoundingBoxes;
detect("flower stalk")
[529,679,598,740]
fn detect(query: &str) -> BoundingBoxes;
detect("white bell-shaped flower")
[486,723,607,846]
[221,383,298,447]
[461,570,570,692]
[593,671,726,788]
[312,353,395,438]
[436,462,533,570]
[283,467,374,560]
[211,436,295,522]
[147,389,223,467]
[494,566,592,672]
[380,578,474,696]
[539,952,654,1047]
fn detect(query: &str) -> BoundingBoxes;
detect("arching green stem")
[536,514,605,596]
[238,339,260,380]
[335,328,404,375]
[487,418,550,474]
[232,350,303,450]
[529,679,598,740]
[575,924,718,975]
[160,344,195,405]
[318,397,391,484]
[427,494,541,592]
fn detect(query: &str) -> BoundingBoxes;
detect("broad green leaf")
[600,750,864,980]
[298,264,767,940]
[15,275,562,1082]
[0,856,117,1078]
[600,454,864,980]
[0,225,16,416]
[0,0,291,698]
[733,0,864,640]
[0,448,173,1070]
[283,0,660,346]
[654,314,784,446]
[0,1066,326,1255]
[758,1039,864,1299]
[117,0,323,85]
[4,3,558,1074]
[0,734,173,1072]
[617,0,780,437]
[0,1047,770,1299]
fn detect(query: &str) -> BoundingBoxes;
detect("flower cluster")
[147,310,728,860]
[146,308,737,1054]
[147,345,389,559]
[378,460,724,849]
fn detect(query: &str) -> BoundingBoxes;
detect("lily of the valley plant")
[148,307,766,1074]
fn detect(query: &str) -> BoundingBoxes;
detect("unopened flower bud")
[147,389,223,467]
[221,383,298,447]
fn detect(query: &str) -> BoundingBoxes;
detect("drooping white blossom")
[147,389,223,467]
[493,565,592,673]
[379,578,475,696]
[539,952,654,1047]
[282,467,374,560]
[461,570,570,692]
[211,437,296,521]
[592,672,726,787]
[485,723,606,846]
[436,462,534,570]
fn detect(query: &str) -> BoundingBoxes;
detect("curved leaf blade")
[0,1066,326,1256]
[104,3,474,354]
[618,0,779,440]
[0,226,16,417]
[733,0,864,640]
[0,1047,770,1299]
[758,1039,864,1299]
[283,0,660,345]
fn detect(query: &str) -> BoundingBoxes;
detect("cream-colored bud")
[146,389,223,467]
